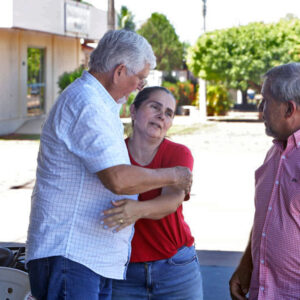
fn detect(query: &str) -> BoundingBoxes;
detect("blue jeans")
[28,256,112,300]
[112,246,203,300]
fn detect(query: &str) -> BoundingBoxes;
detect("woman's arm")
[101,186,185,232]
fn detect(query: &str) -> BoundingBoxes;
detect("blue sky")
[89,0,300,44]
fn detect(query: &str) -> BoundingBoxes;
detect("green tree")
[187,19,300,105]
[138,13,184,71]
[27,48,43,84]
[58,65,85,93]
[118,6,136,31]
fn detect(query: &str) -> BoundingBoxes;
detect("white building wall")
[0,1,13,28]
[0,29,81,135]
[13,0,64,35]
[88,7,108,40]
[0,30,19,120]
[0,0,107,39]
[0,0,108,135]
[51,35,81,106]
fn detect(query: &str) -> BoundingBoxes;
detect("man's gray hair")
[264,62,300,105]
[89,29,156,75]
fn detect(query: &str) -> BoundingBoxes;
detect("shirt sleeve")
[61,100,130,173]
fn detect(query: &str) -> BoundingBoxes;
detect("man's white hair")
[89,29,156,75]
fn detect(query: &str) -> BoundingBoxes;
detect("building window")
[27,48,45,116]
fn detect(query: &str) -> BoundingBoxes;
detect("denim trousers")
[112,245,203,300]
[27,256,112,300]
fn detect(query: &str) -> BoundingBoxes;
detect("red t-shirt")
[126,138,194,262]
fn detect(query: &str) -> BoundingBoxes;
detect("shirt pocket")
[281,174,300,215]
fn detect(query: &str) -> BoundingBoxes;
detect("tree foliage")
[58,65,85,93]
[138,13,184,71]
[118,6,136,31]
[27,48,44,84]
[187,18,300,96]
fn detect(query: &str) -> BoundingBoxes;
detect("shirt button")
[282,155,286,159]
[260,286,265,291]
[268,206,272,211]
[275,180,279,185]
[261,259,265,264]
[262,232,266,237]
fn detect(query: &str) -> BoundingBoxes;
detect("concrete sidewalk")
[14,111,261,135]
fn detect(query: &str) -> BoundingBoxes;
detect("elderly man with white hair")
[26,30,192,300]
[230,62,300,300]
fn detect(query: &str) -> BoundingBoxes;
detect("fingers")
[230,283,247,300]
[111,199,126,207]
[102,206,123,216]
[229,275,248,300]
[112,223,128,233]
[101,199,138,232]
[101,214,133,232]
[184,177,193,195]
[101,209,125,226]
[175,166,193,194]
[101,208,133,231]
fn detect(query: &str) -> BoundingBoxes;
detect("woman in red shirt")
[102,86,203,299]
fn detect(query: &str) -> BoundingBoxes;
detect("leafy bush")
[206,84,232,116]
[119,92,137,117]
[58,65,85,93]
[177,81,197,106]
[162,81,180,102]
[162,81,197,107]
[163,73,178,84]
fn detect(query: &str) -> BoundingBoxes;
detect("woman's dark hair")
[133,86,175,110]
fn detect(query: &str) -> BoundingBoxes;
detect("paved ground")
[0,113,272,299]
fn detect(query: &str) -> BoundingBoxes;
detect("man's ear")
[285,101,297,118]
[113,64,126,84]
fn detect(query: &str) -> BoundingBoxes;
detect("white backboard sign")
[65,2,90,35]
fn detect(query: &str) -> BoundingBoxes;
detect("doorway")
[27,47,46,116]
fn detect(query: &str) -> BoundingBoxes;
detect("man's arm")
[101,186,185,231]
[97,164,192,195]
[229,230,253,300]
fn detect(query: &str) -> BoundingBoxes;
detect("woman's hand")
[101,199,142,232]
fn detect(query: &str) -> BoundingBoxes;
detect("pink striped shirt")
[250,130,300,299]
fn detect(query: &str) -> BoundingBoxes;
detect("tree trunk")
[107,0,115,30]
[241,90,248,106]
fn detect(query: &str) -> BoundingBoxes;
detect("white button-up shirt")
[26,71,137,279]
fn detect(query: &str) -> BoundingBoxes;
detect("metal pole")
[202,0,207,32]
[198,0,207,121]
[107,0,115,31]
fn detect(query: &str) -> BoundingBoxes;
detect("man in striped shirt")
[230,62,300,300]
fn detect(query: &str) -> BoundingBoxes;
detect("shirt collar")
[293,128,300,148]
[273,128,300,150]
[82,70,120,114]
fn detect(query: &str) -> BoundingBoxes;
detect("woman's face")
[131,90,176,140]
